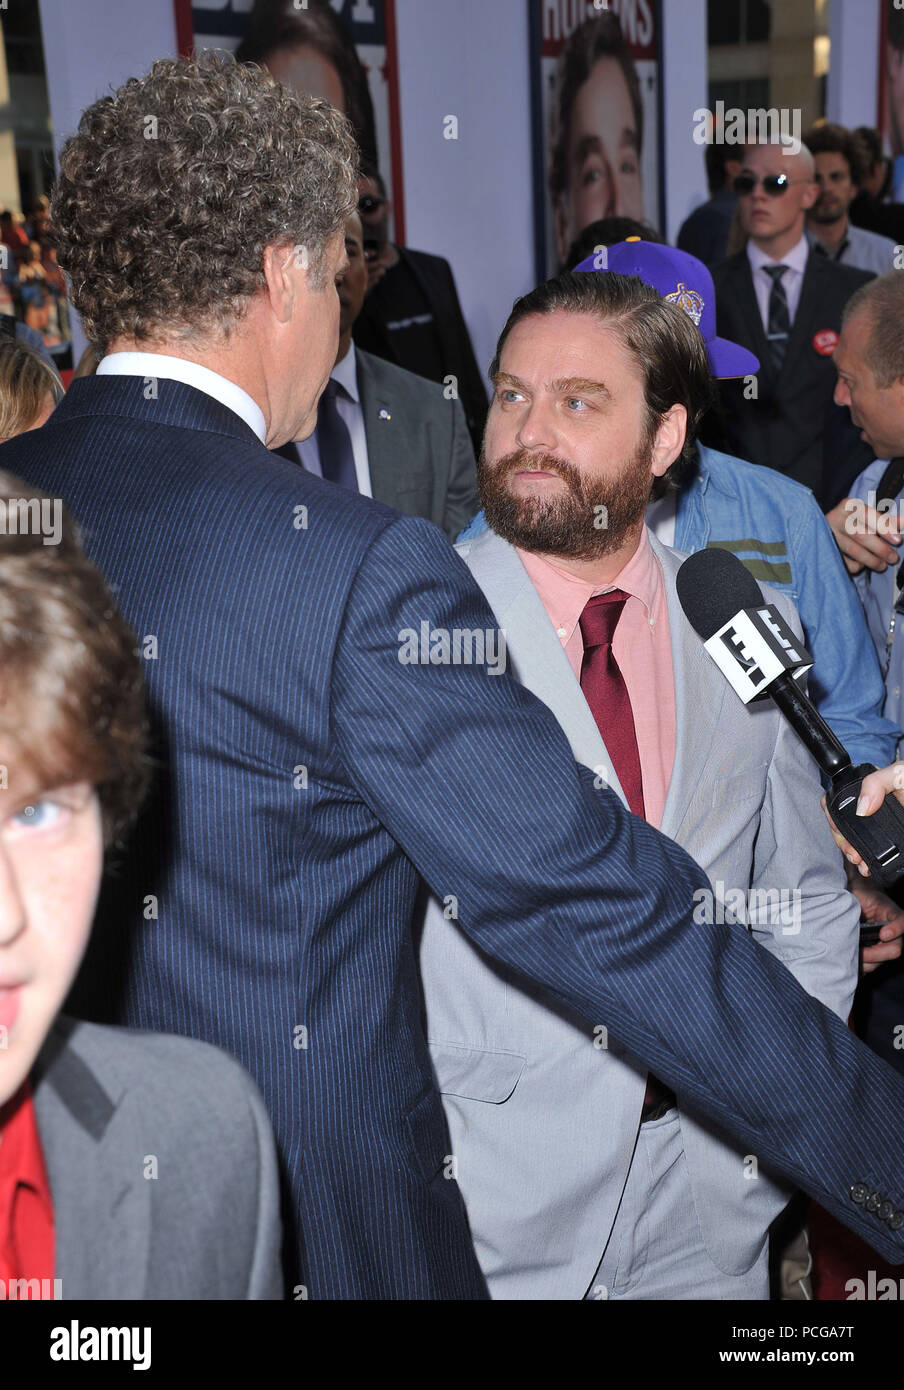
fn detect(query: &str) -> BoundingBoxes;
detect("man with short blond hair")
[706,140,874,506]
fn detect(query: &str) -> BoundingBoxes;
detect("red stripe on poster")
[173,0,195,60]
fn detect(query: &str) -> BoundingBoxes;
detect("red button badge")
[812,329,838,356]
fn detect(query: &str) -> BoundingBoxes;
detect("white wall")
[660,0,709,243]
[826,0,882,128]
[38,0,178,154]
[394,0,534,391]
[37,0,178,358]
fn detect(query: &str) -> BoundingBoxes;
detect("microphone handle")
[827,763,904,885]
[767,675,904,885]
[767,672,851,779]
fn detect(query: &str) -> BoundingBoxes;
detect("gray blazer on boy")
[31,1016,283,1299]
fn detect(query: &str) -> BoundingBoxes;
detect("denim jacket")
[850,457,904,759]
[459,444,899,768]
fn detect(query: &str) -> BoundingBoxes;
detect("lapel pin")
[812,329,838,356]
[379,408,391,421]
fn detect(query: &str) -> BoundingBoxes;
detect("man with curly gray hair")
[51,53,357,444]
[11,54,904,1305]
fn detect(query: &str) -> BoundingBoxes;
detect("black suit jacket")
[705,249,874,507]
[676,189,737,268]
[353,246,488,452]
[276,347,479,540]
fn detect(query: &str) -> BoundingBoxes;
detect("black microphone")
[676,547,904,886]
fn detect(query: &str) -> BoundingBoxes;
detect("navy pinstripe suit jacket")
[5,375,904,1297]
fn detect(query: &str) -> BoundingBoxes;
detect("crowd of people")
[0,200,71,370]
[2,5,904,1308]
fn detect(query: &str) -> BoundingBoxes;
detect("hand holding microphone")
[823,762,904,869]
[821,762,904,969]
[676,547,904,888]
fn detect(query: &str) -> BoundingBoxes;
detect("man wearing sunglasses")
[705,140,875,510]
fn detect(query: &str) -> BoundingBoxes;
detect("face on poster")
[187,0,402,233]
[537,0,661,273]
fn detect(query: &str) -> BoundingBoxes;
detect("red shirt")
[0,1081,55,1297]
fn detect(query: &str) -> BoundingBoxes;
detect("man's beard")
[810,197,844,225]
[478,441,654,561]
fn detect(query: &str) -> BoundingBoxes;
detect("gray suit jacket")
[277,350,479,540]
[31,1017,283,1300]
[418,528,860,1299]
[355,348,479,540]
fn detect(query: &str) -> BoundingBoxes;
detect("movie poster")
[180,0,405,238]
[879,0,904,201]
[530,0,662,278]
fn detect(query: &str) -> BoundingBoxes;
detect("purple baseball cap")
[573,238,759,380]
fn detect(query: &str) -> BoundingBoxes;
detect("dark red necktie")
[579,590,674,1120]
[578,589,645,819]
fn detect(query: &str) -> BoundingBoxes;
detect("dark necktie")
[579,590,673,1119]
[578,589,645,819]
[315,378,358,491]
[763,263,791,373]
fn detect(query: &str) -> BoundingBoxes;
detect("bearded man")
[417,269,862,1300]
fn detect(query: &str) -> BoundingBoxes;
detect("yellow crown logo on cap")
[664,281,704,327]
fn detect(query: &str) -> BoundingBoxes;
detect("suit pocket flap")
[710,767,768,811]
[428,1041,526,1102]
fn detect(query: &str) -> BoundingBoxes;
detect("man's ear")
[801,180,819,212]
[650,404,688,477]
[261,241,299,325]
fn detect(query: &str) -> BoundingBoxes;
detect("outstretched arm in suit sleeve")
[329,513,904,1264]
[746,596,860,1020]
[440,397,480,541]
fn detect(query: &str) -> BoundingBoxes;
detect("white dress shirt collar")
[96,352,267,443]
[746,234,810,330]
[746,233,809,277]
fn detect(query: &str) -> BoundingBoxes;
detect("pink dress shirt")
[517,527,677,829]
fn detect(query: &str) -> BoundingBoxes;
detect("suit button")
[878,1201,895,1221]
[850,1183,868,1203]
[889,1211,904,1230]
[866,1191,881,1212]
